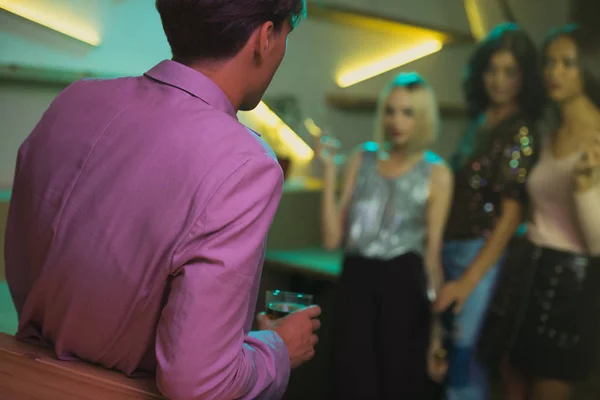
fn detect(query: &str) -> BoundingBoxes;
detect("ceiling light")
[336,39,443,88]
[0,0,101,46]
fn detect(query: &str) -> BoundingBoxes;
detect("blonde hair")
[373,72,440,154]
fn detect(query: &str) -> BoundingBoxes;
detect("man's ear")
[253,21,275,63]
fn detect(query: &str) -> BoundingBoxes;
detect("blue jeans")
[443,238,503,400]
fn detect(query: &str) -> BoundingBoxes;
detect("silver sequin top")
[344,146,438,260]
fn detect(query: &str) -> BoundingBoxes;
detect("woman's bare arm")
[320,150,362,250]
[425,162,454,297]
[573,131,600,256]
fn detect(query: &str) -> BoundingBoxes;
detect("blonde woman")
[318,72,453,399]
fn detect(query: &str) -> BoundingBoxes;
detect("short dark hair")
[543,24,600,108]
[463,23,545,121]
[156,0,307,64]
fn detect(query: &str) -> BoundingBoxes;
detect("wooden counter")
[0,333,165,399]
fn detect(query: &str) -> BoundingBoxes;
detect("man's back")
[5,61,290,398]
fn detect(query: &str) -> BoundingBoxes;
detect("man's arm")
[155,155,288,400]
[5,149,28,314]
[5,80,84,314]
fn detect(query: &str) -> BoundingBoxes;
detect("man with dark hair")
[5,1,319,399]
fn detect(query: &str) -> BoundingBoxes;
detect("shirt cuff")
[245,330,290,400]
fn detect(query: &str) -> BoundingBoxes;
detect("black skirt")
[478,238,600,382]
[330,252,432,399]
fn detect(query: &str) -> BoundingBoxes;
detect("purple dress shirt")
[4,60,289,400]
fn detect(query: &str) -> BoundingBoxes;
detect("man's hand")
[256,305,321,369]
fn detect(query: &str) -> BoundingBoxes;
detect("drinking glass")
[265,290,313,319]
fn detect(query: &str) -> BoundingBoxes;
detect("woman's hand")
[574,134,600,193]
[427,336,448,383]
[314,135,340,168]
[434,278,475,314]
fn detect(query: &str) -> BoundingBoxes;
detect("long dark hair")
[464,23,545,121]
[542,24,600,108]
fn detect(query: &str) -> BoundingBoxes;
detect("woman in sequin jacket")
[318,72,453,399]
[478,24,600,400]
[434,23,545,400]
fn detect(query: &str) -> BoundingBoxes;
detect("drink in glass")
[265,290,313,319]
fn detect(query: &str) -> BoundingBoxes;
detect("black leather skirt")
[478,238,600,382]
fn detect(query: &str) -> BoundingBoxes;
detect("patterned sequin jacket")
[445,113,539,240]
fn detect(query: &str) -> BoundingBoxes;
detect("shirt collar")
[144,60,237,118]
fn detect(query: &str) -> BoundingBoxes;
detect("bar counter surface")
[265,247,342,282]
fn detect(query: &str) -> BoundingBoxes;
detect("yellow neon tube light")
[0,0,101,46]
[464,0,486,41]
[252,102,314,162]
[336,39,443,88]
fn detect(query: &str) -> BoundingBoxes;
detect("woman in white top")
[478,24,600,400]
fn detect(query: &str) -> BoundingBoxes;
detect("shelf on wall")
[0,64,123,86]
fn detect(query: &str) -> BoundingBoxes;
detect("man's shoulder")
[176,114,281,185]
[58,76,138,99]
[66,77,276,159]
[241,127,278,162]
[204,124,280,178]
[53,77,280,177]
